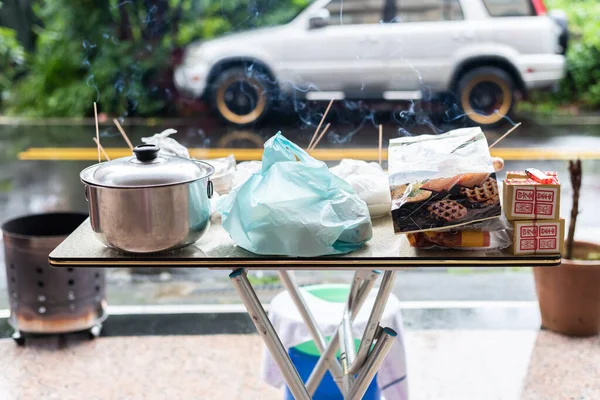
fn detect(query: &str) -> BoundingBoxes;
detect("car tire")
[457,67,516,127]
[209,66,274,126]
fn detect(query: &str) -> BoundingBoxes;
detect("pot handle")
[133,144,160,162]
[207,180,214,199]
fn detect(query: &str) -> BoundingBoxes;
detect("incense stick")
[93,102,100,163]
[93,137,110,161]
[489,122,522,149]
[308,123,331,152]
[307,98,334,150]
[113,118,134,151]
[378,124,383,166]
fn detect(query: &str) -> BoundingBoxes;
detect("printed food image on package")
[388,127,502,234]
[406,218,512,250]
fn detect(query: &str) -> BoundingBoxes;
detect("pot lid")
[80,144,214,188]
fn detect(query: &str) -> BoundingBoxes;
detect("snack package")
[503,174,560,220]
[388,127,501,234]
[406,219,512,250]
[141,129,190,158]
[330,159,392,218]
[507,218,565,255]
[218,133,373,257]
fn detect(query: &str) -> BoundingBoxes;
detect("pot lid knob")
[133,144,159,162]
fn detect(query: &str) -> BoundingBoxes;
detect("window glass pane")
[482,0,535,17]
[392,0,464,23]
[326,0,384,25]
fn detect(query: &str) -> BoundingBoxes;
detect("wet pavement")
[1,109,599,307]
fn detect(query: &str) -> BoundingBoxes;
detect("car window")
[482,0,535,17]
[326,0,384,25]
[386,0,464,23]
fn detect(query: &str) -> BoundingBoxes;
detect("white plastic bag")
[330,159,391,218]
[202,155,236,194]
[209,191,222,223]
[213,161,262,219]
[141,129,190,158]
[231,161,262,190]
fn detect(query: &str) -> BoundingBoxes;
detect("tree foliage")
[4,0,309,117]
[560,1,600,107]
[535,0,600,108]
[0,26,24,103]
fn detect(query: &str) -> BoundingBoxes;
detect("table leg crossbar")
[305,270,379,396]
[230,268,398,399]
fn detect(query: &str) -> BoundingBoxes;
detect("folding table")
[49,216,560,399]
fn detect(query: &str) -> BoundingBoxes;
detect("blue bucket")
[284,339,380,399]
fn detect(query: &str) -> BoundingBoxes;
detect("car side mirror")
[308,9,330,29]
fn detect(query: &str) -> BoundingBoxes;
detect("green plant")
[7,0,175,117]
[4,0,310,118]
[564,6,600,107]
[247,273,280,286]
[523,0,600,110]
[0,26,25,103]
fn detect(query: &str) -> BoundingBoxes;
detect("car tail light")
[531,0,547,15]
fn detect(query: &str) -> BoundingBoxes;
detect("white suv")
[174,0,567,126]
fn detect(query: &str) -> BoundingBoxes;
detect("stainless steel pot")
[80,144,215,253]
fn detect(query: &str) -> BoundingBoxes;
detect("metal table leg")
[278,271,344,393]
[339,305,356,395]
[339,271,374,395]
[349,270,397,374]
[230,269,310,400]
[348,327,397,400]
[306,271,379,395]
[232,268,396,400]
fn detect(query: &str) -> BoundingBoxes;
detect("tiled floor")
[521,332,600,400]
[0,330,597,400]
[0,335,281,400]
[407,330,538,400]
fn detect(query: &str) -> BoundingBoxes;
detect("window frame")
[481,0,536,18]
[324,0,386,26]
[389,0,465,23]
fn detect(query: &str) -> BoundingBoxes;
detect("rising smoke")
[84,0,516,147]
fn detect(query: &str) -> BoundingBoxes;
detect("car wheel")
[210,67,274,126]
[457,67,516,127]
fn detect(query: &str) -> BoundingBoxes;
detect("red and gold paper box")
[509,219,565,255]
[503,176,560,220]
[505,171,558,180]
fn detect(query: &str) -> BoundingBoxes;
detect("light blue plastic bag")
[218,133,373,257]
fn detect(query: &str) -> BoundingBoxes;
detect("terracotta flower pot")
[533,241,600,337]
